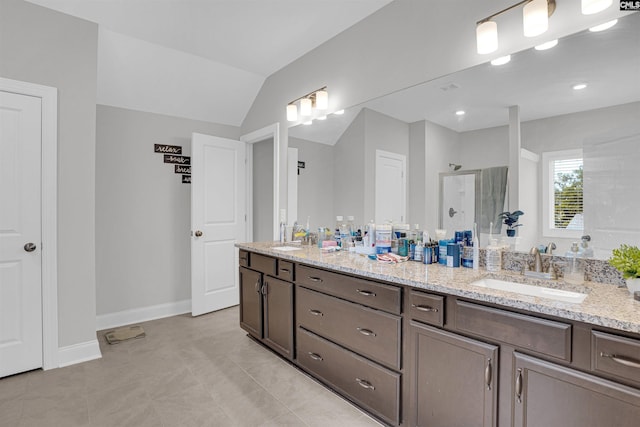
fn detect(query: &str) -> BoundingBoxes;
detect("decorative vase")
[625,277,640,295]
[506,229,516,237]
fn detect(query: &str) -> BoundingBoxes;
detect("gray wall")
[0,0,98,347]
[408,121,426,228]
[95,105,239,317]
[288,137,335,231]
[333,110,366,224]
[253,138,274,242]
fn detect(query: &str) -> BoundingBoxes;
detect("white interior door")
[0,90,43,377]
[191,133,246,316]
[375,150,406,224]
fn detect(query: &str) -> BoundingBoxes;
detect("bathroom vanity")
[236,242,640,427]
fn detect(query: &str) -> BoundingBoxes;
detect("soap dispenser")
[565,242,585,285]
[580,235,594,258]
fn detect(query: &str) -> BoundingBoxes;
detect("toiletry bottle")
[486,239,502,272]
[565,242,585,285]
[335,216,343,246]
[414,240,423,262]
[472,223,480,270]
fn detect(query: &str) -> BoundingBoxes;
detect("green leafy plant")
[609,244,640,279]
[498,210,524,230]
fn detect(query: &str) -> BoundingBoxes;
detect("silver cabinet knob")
[24,243,36,252]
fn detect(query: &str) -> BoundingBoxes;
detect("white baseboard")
[57,340,102,368]
[96,299,191,331]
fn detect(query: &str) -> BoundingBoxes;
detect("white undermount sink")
[470,278,588,304]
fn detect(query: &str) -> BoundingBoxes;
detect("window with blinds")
[542,149,584,238]
[553,158,583,230]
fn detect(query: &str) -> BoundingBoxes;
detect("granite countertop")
[237,241,640,334]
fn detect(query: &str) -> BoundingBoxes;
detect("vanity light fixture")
[581,0,611,15]
[573,83,587,90]
[491,55,512,65]
[534,39,558,50]
[589,19,617,32]
[476,0,556,54]
[455,110,466,116]
[286,86,328,122]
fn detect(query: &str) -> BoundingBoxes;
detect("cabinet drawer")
[409,290,444,327]
[296,264,401,314]
[455,301,572,361]
[297,287,401,370]
[277,260,294,282]
[592,330,640,386]
[249,253,276,276]
[297,327,400,426]
[239,250,249,267]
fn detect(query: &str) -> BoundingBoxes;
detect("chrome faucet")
[530,247,543,273]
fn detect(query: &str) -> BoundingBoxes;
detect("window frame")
[541,149,583,239]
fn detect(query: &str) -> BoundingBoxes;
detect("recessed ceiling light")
[490,55,511,66]
[455,110,466,116]
[573,83,587,90]
[589,19,618,32]
[535,39,558,50]
[333,109,344,115]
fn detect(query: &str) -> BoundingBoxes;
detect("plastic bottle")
[472,223,480,270]
[414,240,424,262]
[565,242,585,285]
[485,239,502,272]
[376,224,392,254]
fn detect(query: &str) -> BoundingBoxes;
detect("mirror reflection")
[288,12,640,259]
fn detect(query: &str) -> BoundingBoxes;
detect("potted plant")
[609,244,640,295]
[498,210,524,237]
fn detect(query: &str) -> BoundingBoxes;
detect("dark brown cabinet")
[238,258,294,360]
[513,352,640,427]
[409,321,498,427]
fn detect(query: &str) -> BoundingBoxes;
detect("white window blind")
[553,157,583,230]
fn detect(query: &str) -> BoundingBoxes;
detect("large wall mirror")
[288,12,640,259]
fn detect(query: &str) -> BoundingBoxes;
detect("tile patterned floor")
[0,306,383,427]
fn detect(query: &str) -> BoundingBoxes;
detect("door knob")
[194,230,203,237]
[24,243,37,252]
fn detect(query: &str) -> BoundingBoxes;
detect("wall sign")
[175,165,191,174]
[182,175,191,184]
[154,144,182,154]
[164,155,190,165]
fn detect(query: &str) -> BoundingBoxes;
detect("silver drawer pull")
[356,327,376,337]
[308,352,323,361]
[280,268,290,273]
[356,289,376,297]
[601,352,640,369]
[308,276,323,283]
[412,304,438,313]
[309,309,324,317]
[355,378,375,390]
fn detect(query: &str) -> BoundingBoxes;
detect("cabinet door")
[239,267,262,338]
[410,321,498,427]
[263,276,294,359]
[513,352,640,427]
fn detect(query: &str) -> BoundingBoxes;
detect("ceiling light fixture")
[455,110,466,116]
[286,86,328,122]
[491,55,512,65]
[573,83,587,90]
[534,39,558,50]
[581,0,611,15]
[589,19,618,32]
[476,0,556,54]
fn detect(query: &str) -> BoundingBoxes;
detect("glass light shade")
[523,0,548,37]
[589,19,617,32]
[477,21,498,54]
[286,104,297,122]
[300,98,312,116]
[581,0,612,15]
[534,39,558,50]
[315,90,328,110]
